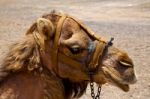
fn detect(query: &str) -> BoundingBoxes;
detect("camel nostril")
[119,61,133,67]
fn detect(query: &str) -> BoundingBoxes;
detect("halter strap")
[88,41,106,71]
[51,13,107,73]
[68,16,106,42]
[52,14,67,73]
[33,13,112,78]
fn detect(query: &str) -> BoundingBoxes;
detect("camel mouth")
[108,75,130,92]
[102,66,130,92]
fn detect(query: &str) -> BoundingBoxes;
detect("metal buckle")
[107,37,114,46]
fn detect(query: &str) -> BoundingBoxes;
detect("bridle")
[33,13,114,99]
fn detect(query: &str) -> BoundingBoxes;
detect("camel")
[0,11,137,99]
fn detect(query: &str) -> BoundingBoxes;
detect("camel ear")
[34,18,54,51]
[37,18,54,40]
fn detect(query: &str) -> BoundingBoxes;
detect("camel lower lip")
[108,74,129,92]
[112,78,129,92]
[102,67,129,92]
[120,84,129,92]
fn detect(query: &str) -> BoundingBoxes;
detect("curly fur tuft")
[0,35,40,81]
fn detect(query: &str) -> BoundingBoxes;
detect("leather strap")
[53,14,106,42]
[68,16,106,43]
[52,14,67,72]
[88,41,106,70]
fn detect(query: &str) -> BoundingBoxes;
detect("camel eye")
[69,45,82,54]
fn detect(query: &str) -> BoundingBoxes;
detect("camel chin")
[102,66,137,92]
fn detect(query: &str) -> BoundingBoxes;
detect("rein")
[33,13,114,99]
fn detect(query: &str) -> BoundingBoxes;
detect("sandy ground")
[0,0,150,99]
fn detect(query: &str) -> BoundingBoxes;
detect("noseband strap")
[88,41,106,71]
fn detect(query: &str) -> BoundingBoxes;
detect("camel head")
[26,11,136,93]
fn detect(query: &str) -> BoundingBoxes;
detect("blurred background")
[0,0,150,99]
